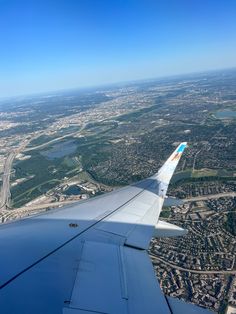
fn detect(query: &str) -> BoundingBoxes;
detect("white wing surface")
[0,142,213,313]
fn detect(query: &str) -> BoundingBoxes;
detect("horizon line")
[1,66,236,102]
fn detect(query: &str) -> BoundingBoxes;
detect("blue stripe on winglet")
[177,143,186,153]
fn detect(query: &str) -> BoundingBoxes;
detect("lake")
[40,140,77,159]
[64,185,81,195]
[215,110,236,119]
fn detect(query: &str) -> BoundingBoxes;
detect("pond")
[40,140,77,159]
[64,185,81,195]
[215,110,236,119]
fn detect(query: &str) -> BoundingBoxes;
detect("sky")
[0,0,236,97]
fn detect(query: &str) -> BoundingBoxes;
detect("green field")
[224,211,236,236]
[11,149,82,207]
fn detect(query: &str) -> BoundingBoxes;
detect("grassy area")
[116,104,161,123]
[192,168,218,178]
[11,150,79,207]
[10,130,110,207]
[27,134,58,147]
[160,208,171,218]
[171,170,192,184]
[77,171,93,182]
[62,156,80,168]
[171,168,236,186]
[12,179,61,208]
[224,211,236,236]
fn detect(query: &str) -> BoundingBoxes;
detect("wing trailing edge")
[154,220,187,237]
[167,296,214,313]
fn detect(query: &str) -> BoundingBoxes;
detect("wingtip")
[154,141,188,182]
[176,142,188,153]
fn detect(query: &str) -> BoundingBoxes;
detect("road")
[24,125,85,152]
[192,149,201,171]
[150,254,236,275]
[0,152,16,209]
[17,199,78,211]
[0,199,79,223]
[184,192,236,202]
[0,138,38,210]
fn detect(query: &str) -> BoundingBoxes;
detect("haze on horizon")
[0,0,236,98]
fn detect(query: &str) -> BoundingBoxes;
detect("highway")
[184,192,236,202]
[0,152,17,210]
[24,125,85,152]
[0,199,79,223]
[0,138,37,210]
[17,199,78,211]
[150,254,236,275]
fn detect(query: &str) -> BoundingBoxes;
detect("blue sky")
[0,0,236,97]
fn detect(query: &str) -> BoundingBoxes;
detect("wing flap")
[64,241,171,314]
[66,241,127,313]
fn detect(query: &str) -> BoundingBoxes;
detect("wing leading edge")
[0,142,213,313]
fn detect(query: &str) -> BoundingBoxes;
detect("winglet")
[154,142,187,185]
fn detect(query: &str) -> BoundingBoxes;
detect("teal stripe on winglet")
[177,143,186,153]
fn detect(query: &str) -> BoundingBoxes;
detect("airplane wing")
[0,142,213,314]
